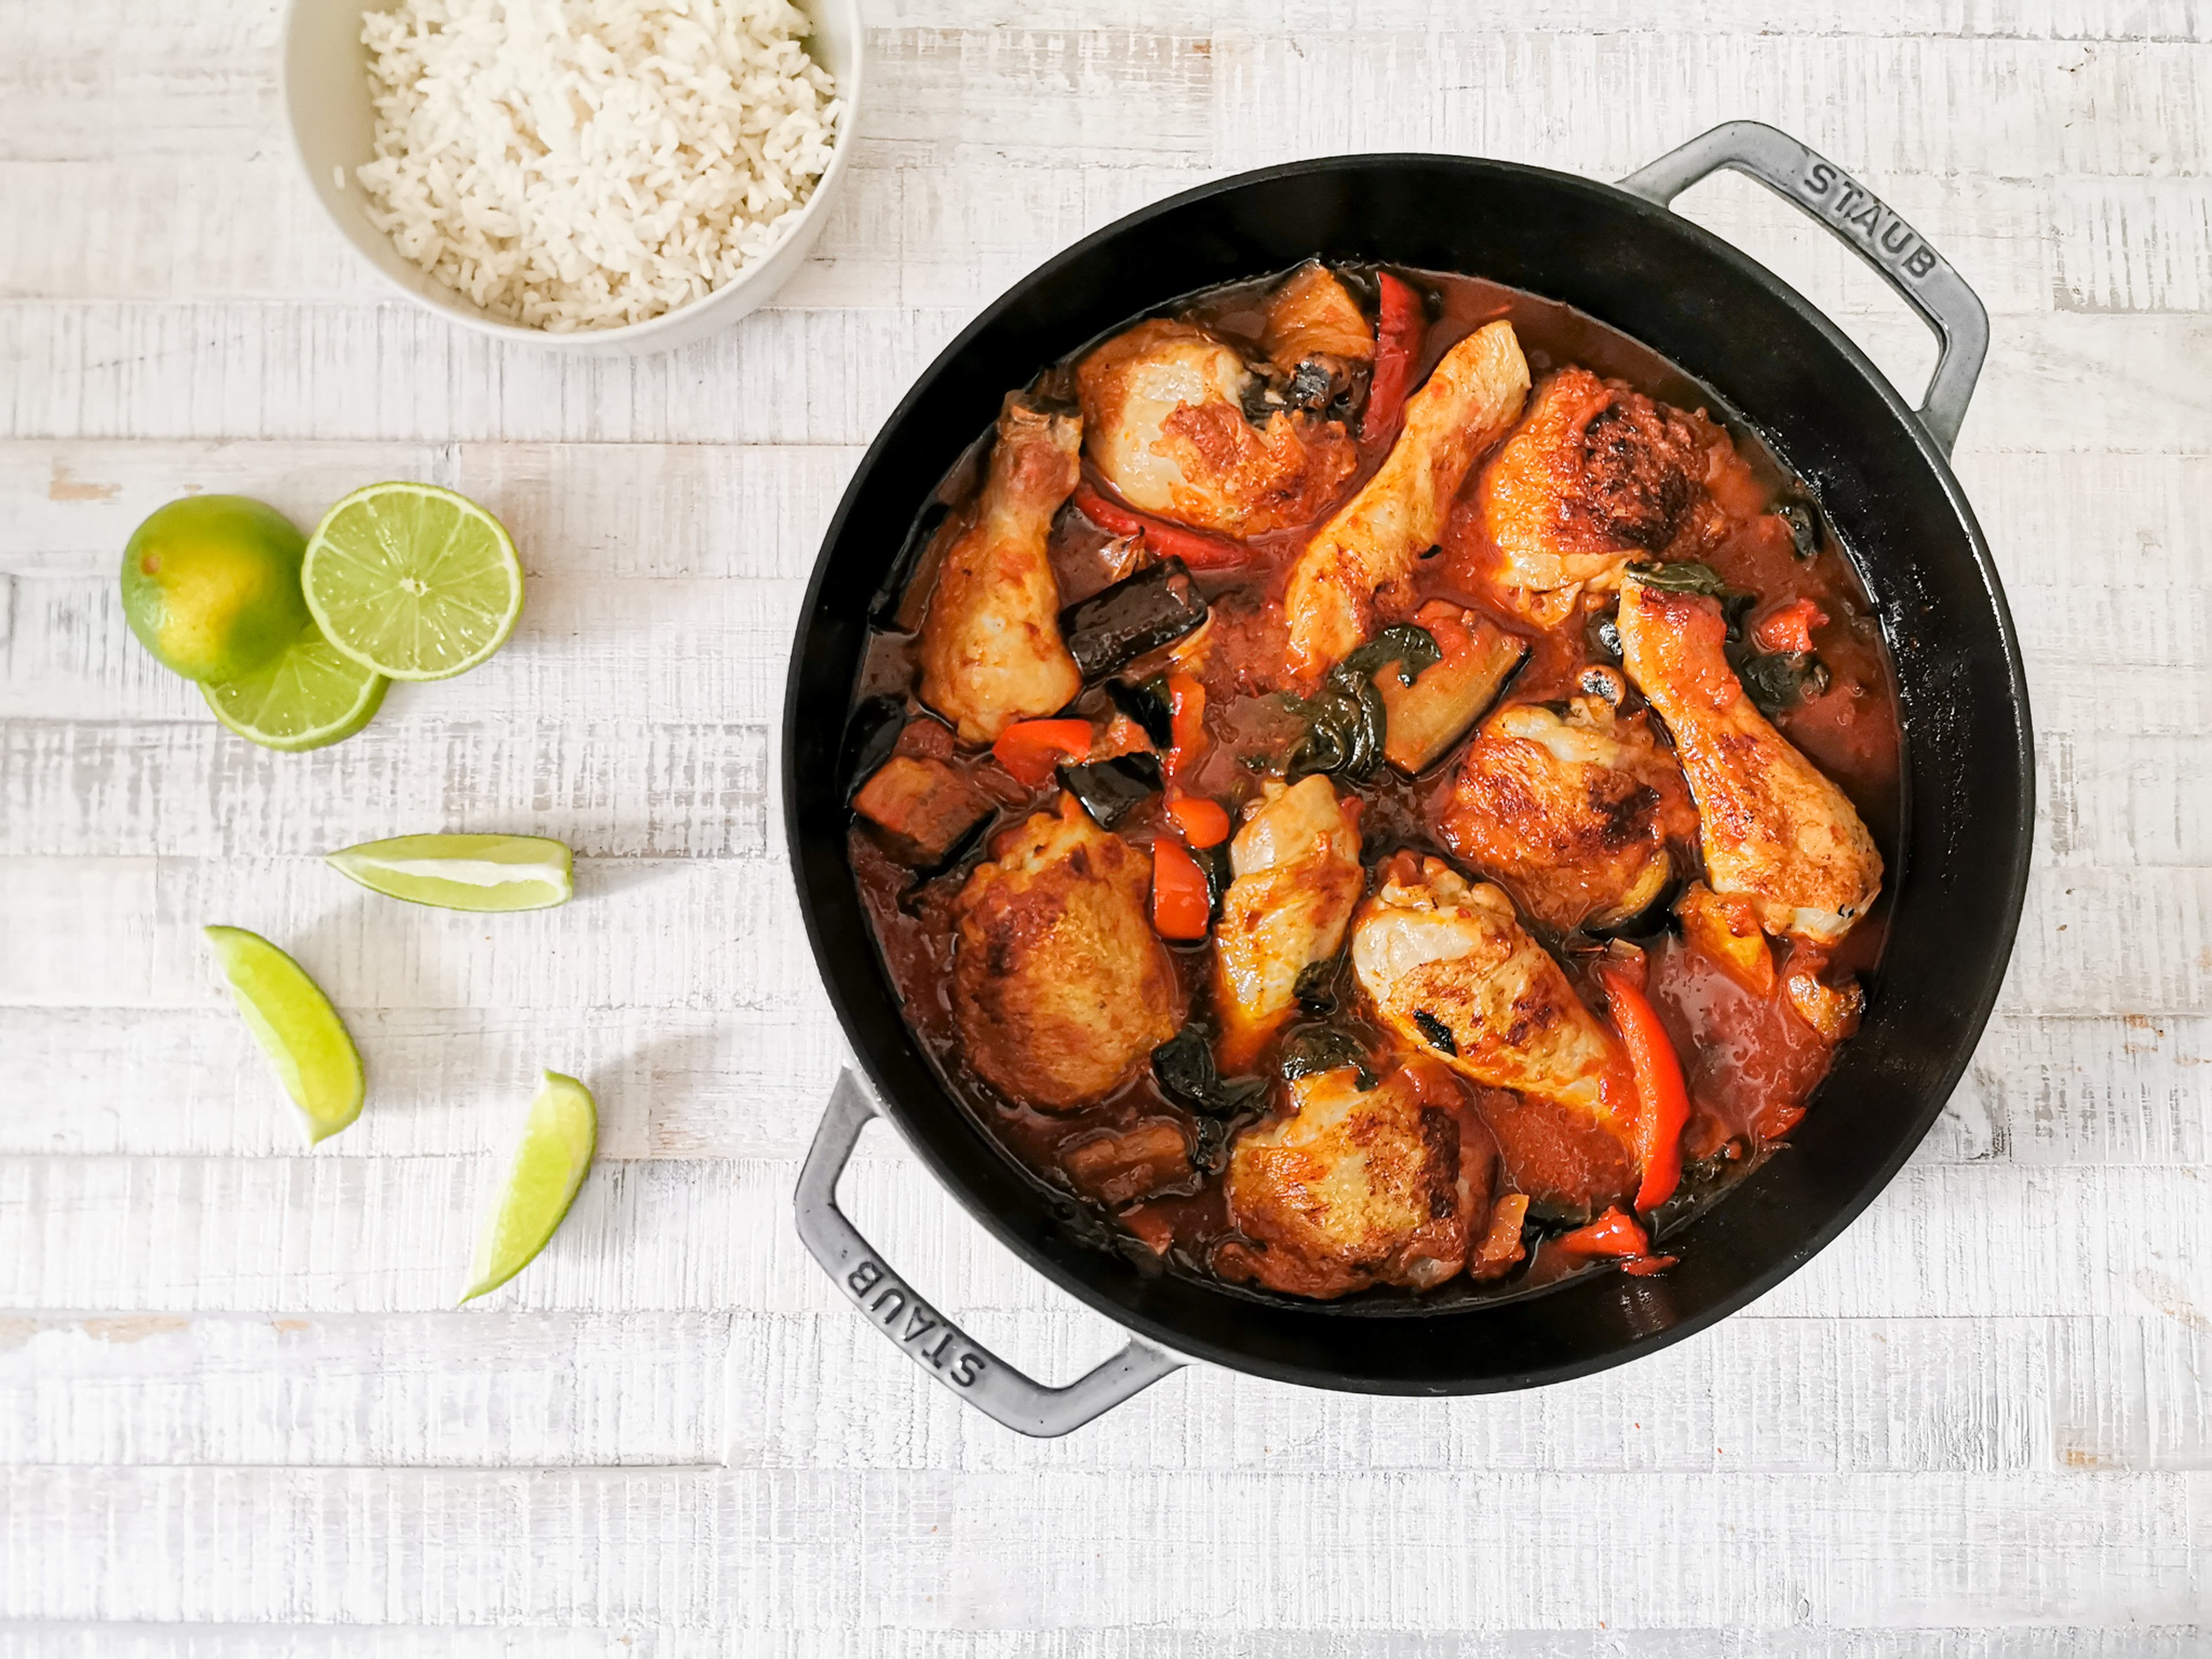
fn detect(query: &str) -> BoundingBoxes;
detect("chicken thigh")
[1479,368,1717,624]
[1441,693,1697,933]
[1221,1058,1483,1298]
[1259,262,1375,408]
[1616,577,1882,945]
[1213,775,1366,1069]
[918,396,1086,744]
[952,801,1185,1109]
[1283,320,1531,679]
[1076,319,1357,539]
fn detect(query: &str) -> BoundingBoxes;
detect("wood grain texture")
[4,0,2210,1645]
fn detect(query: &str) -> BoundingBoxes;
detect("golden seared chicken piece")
[1213,775,1366,1069]
[1441,692,1698,933]
[1221,1058,1480,1298]
[951,801,1185,1110]
[918,396,1085,744]
[1075,319,1357,539]
[1283,320,1531,680]
[1617,578,1881,945]
[1259,263,1375,396]
[1479,368,1716,624]
[1351,855,1624,1115]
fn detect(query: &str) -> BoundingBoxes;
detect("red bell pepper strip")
[990,718,1092,789]
[1071,482,1251,571]
[1151,836,1211,941]
[1554,1206,1651,1260]
[1166,794,1232,849]
[1753,597,1827,657]
[1600,962,1694,1213]
[1164,673,1207,778]
[1362,271,1425,448]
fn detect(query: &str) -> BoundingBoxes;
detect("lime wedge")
[203,622,388,751]
[203,926,365,1144]
[301,482,524,681]
[327,834,573,912]
[461,1071,598,1304]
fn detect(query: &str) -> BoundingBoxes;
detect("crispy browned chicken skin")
[1441,693,1698,933]
[1617,577,1882,945]
[918,396,1085,744]
[1284,319,1531,679]
[1221,1058,1486,1298]
[1479,367,1718,624]
[1077,318,1357,539]
[951,801,1185,1109]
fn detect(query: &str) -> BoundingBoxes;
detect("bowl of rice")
[284,0,861,353]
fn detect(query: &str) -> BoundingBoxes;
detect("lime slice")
[203,926,365,1144]
[461,1071,598,1304]
[301,482,524,681]
[203,622,387,752]
[327,834,573,912]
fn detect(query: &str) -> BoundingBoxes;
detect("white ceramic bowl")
[282,0,865,355]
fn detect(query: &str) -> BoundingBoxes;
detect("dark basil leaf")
[1736,651,1831,716]
[1278,1025,1378,1090]
[1411,1009,1458,1055]
[1152,1025,1267,1118]
[1627,560,1733,597]
[1057,753,1163,829]
[1338,623,1443,689]
[1107,676,1175,748]
[1293,960,1338,1018]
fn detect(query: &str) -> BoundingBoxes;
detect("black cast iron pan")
[785,121,2033,1435]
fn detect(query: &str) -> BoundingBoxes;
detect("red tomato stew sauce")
[841,263,1902,1306]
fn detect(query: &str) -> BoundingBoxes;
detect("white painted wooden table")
[3,0,2207,1649]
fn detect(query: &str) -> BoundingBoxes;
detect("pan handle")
[1619,119,1987,456]
[793,1069,1183,1437]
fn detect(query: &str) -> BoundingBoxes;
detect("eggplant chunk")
[1058,752,1164,830]
[1059,558,1209,681]
[1378,602,1528,774]
[853,755,995,866]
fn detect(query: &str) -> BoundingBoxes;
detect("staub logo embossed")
[1797,160,1938,283]
[846,1258,987,1387]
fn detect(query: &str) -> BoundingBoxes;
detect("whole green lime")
[120,495,314,684]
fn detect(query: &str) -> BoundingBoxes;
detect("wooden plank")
[0,1152,2201,1322]
[0,1005,850,1161]
[0,1465,2202,1628]
[0,722,774,861]
[0,1302,2196,1480]
[0,1312,732,1467]
[1209,32,2212,181]
[0,1628,2206,1659]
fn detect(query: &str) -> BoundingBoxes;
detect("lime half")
[461,1071,598,1303]
[204,926,365,1144]
[328,834,573,912]
[203,622,388,751]
[302,482,524,681]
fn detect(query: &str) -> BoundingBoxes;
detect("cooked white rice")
[355,0,842,332]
